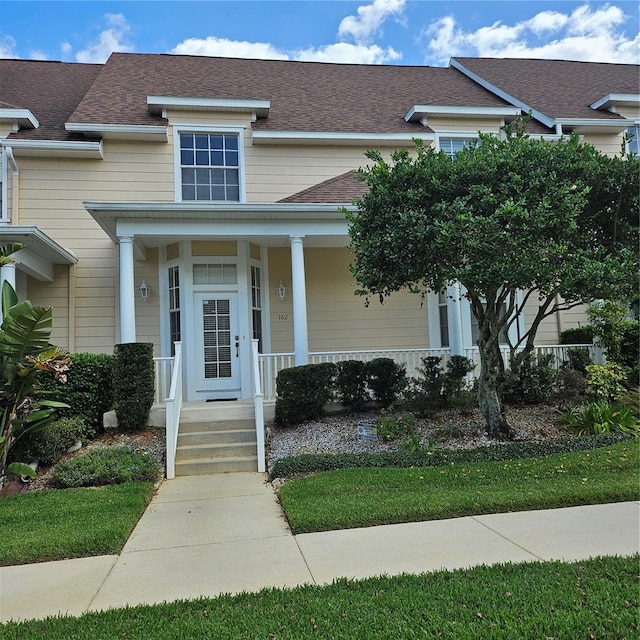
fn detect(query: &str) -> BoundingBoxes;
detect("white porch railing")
[251,339,266,473]
[258,344,596,401]
[259,347,451,401]
[153,356,174,406]
[164,343,182,480]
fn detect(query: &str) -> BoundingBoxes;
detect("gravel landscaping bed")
[267,404,566,471]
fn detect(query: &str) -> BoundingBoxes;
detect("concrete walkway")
[1,473,638,623]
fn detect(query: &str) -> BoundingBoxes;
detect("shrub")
[503,353,555,405]
[36,352,115,435]
[275,363,336,426]
[53,445,160,488]
[113,343,155,431]
[403,356,445,416]
[365,358,406,408]
[374,412,416,441]
[586,363,626,402]
[443,355,475,398]
[335,360,369,411]
[559,326,593,345]
[11,417,90,466]
[554,368,587,406]
[563,347,592,375]
[619,321,640,369]
[561,401,639,436]
[269,434,632,478]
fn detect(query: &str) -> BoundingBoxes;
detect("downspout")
[2,146,19,224]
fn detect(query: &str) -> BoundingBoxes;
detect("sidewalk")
[1,473,638,623]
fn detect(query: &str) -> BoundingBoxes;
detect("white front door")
[194,292,241,396]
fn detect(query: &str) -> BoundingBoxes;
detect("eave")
[65,123,168,142]
[590,93,640,111]
[0,108,39,129]
[1,139,104,159]
[555,118,631,134]
[251,130,434,146]
[148,96,270,121]
[404,105,520,124]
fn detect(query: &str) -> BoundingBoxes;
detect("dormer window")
[626,125,639,157]
[179,131,240,201]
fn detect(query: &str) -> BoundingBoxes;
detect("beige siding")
[581,131,626,157]
[29,265,70,349]
[135,248,161,354]
[268,247,430,353]
[429,117,503,134]
[522,295,590,344]
[616,106,640,120]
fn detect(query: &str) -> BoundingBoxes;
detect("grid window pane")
[180,132,241,201]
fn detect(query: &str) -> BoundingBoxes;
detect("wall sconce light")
[139,280,150,301]
[276,280,287,302]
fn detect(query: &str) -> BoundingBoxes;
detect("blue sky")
[1,0,638,65]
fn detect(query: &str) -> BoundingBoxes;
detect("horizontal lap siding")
[16,140,173,353]
[268,247,429,353]
[522,295,590,344]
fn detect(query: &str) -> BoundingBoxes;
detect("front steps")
[174,402,258,475]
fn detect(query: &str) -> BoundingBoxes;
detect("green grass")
[2,556,637,639]
[279,440,640,533]
[0,482,156,566]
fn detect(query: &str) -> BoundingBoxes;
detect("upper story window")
[626,125,640,157]
[179,132,240,201]
[438,137,476,158]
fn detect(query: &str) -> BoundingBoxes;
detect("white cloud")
[295,42,401,64]
[0,35,17,58]
[171,36,288,60]
[61,42,72,56]
[424,3,640,65]
[75,13,134,63]
[29,50,48,61]
[338,0,406,44]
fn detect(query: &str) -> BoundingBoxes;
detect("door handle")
[235,335,239,357]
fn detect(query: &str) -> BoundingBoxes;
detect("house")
[0,54,638,437]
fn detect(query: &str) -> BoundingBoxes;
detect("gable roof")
[279,170,368,204]
[0,59,101,141]
[451,57,638,128]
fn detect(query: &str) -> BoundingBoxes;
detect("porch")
[153,342,595,479]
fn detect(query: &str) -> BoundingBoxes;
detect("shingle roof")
[0,59,102,140]
[279,170,368,203]
[66,53,511,134]
[453,57,639,122]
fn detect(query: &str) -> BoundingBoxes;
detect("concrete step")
[175,455,258,476]
[178,418,254,434]
[177,428,256,446]
[180,401,255,422]
[175,441,257,461]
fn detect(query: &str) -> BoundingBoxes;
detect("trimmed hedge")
[335,360,369,411]
[113,343,155,431]
[559,326,593,345]
[366,358,406,408]
[274,363,337,425]
[36,352,115,434]
[269,433,632,478]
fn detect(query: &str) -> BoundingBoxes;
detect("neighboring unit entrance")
[194,292,241,397]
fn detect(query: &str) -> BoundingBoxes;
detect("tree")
[0,243,70,482]
[346,123,639,438]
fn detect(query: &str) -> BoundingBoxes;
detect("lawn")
[2,555,637,639]
[279,440,639,533]
[0,482,156,566]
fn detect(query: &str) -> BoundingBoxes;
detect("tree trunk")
[477,338,514,440]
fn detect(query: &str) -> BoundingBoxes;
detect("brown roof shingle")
[279,170,368,203]
[453,57,639,122]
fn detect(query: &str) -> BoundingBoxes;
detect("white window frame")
[435,133,478,156]
[626,123,640,157]
[173,125,246,203]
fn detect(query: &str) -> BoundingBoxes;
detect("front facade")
[1,54,638,401]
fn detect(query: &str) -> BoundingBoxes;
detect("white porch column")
[119,235,136,343]
[290,236,309,365]
[1,261,16,295]
[447,282,464,356]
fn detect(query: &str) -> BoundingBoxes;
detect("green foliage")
[269,433,630,478]
[113,343,155,431]
[334,360,369,411]
[443,355,475,397]
[503,353,555,405]
[374,412,416,441]
[561,401,639,436]
[0,482,155,566]
[0,267,70,479]
[563,346,592,375]
[619,320,640,369]
[559,326,593,345]
[554,368,587,406]
[36,352,115,434]
[365,357,406,408]
[11,417,90,465]
[347,126,639,436]
[586,362,627,401]
[53,445,160,488]
[274,363,336,425]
